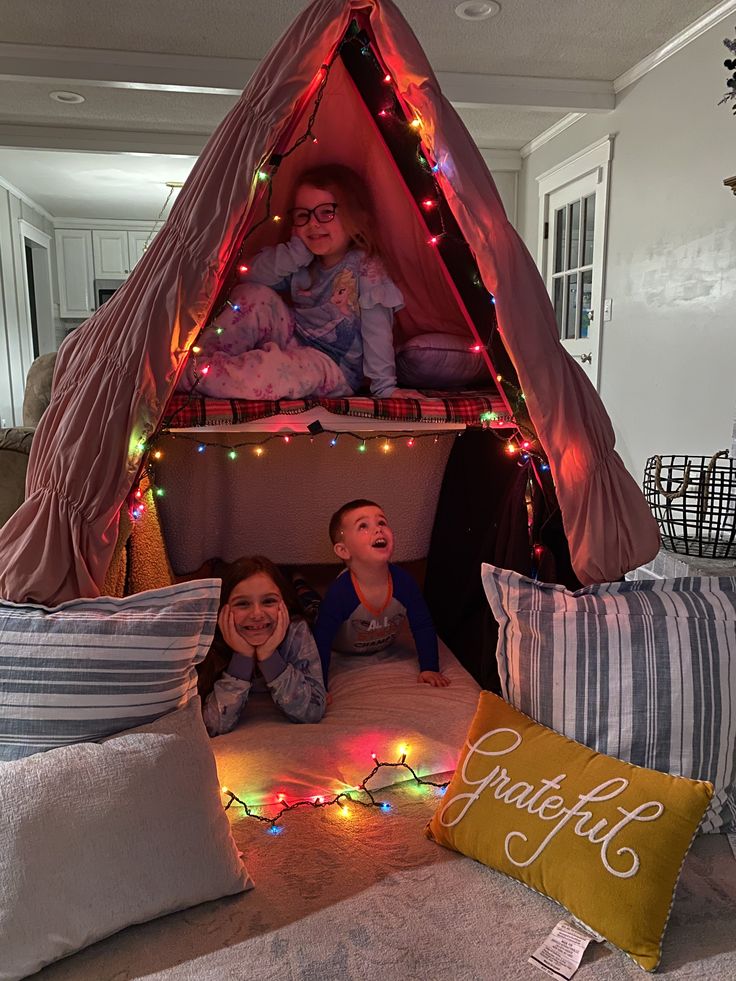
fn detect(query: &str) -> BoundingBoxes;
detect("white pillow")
[0,698,252,981]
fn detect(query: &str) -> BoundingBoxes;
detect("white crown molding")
[52,217,159,230]
[478,148,522,172]
[0,123,207,156]
[614,0,736,93]
[0,42,615,112]
[520,1,736,159]
[0,173,53,222]
[519,114,585,158]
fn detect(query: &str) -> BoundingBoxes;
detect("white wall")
[519,21,736,483]
[0,185,56,426]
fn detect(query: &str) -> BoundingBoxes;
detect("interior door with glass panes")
[545,172,604,388]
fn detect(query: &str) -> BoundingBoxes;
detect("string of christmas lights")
[221,746,449,832]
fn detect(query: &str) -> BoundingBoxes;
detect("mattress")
[212,633,482,807]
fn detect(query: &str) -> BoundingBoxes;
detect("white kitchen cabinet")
[92,229,130,277]
[54,229,95,319]
[128,229,153,270]
[92,228,154,278]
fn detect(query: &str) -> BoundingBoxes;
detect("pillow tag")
[728,833,736,861]
[528,920,596,980]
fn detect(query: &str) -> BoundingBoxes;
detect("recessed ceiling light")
[49,90,85,104]
[455,1,500,20]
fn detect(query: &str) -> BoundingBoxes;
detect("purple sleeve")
[391,566,440,673]
[360,304,397,397]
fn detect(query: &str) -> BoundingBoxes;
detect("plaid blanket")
[163,390,510,430]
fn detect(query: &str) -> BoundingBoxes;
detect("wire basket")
[643,451,736,558]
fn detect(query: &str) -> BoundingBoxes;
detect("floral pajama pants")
[179,283,350,400]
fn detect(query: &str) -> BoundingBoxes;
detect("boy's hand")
[418,670,451,687]
[255,601,289,661]
[219,604,256,657]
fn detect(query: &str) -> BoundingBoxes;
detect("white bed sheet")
[212,635,481,809]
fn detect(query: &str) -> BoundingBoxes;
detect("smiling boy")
[313,499,451,689]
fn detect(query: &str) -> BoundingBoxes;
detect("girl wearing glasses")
[181,164,415,400]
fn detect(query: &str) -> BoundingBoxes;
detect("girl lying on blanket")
[197,556,327,734]
[179,163,420,401]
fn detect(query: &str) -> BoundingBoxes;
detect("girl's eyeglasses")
[289,203,338,226]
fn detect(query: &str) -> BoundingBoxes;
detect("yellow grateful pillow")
[427,693,713,972]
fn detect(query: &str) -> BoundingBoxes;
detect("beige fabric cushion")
[22,351,56,428]
[0,698,252,981]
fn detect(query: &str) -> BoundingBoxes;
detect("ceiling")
[0,0,726,220]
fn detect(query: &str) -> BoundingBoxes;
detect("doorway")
[19,220,55,362]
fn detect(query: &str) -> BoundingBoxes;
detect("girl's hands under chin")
[218,603,256,657]
[254,601,289,661]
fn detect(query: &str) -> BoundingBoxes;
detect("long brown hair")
[196,555,302,701]
[289,164,383,258]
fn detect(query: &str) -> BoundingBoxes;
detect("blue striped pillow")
[0,580,221,761]
[481,565,736,833]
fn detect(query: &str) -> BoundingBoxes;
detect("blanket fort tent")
[0,0,658,604]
